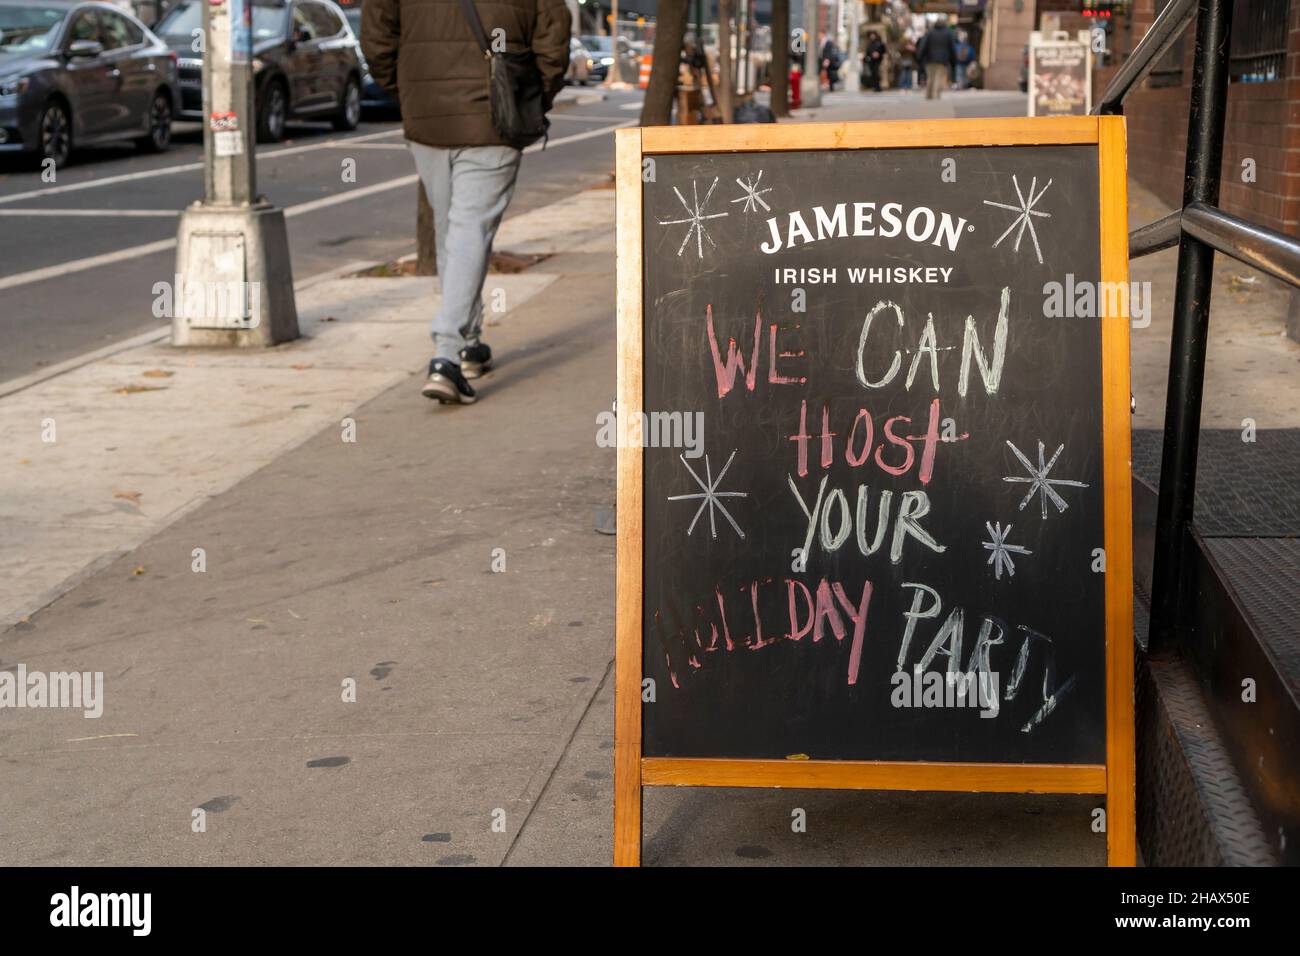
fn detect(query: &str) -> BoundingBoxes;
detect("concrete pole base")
[800,73,822,108]
[170,201,299,348]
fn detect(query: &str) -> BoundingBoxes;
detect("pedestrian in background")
[862,30,886,92]
[820,38,843,92]
[916,17,956,101]
[362,0,571,405]
[954,30,974,89]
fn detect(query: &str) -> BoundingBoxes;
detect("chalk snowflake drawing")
[1003,439,1091,518]
[982,174,1053,265]
[667,449,747,540]
[982,521,1032,580]
[658,177,729,258]
[731,171,773,214]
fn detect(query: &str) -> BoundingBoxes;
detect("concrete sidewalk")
[0,175,1106,866]
[33,90,1300,864]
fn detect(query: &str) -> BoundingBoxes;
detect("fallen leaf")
[113,384,167,395]
[17,458,29,465]
[132,565,146,576]
[113,490,143,505]
[290,363,313,370]
[141,369,174,378]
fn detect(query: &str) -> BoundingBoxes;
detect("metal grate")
[1131,429,1300,537]
[1229,0,1289,82]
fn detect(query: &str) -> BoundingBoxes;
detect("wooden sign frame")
[614,116,1134,867]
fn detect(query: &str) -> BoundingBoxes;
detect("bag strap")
[455,0,493,59]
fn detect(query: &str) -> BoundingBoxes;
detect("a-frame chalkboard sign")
[614,117,1134,866]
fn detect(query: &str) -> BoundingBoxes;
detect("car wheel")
[332,77,361,131]
[136,90,173,153]
[38,100,71,169]
[256,79,288,143]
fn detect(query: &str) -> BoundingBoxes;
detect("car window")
[66,9,100,46]
[291,4,317,42]
[0,4,67,54]
[157,0,288,44]
[99,11,143,50]
[307,3,342,38]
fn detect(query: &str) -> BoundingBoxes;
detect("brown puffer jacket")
[361,0,571,149]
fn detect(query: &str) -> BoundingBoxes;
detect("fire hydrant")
[790,66,802,109]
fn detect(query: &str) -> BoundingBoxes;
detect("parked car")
[580,34,637,84]
[342,6,398,117]
[0,0,178,168]
[566,36,592,85]
[154,0,362,143]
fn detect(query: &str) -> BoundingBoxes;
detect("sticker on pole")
[210,112,243,156]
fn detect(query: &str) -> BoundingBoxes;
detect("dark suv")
[155,0,362,142]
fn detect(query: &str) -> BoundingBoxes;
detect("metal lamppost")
[171,0,297,347]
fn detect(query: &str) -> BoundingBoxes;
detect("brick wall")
[1094,0,1300,235]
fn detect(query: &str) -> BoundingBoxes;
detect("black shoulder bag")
[455,0,549,150]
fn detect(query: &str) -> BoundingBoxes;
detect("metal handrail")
[1129,210,1183,258]
[1129,204,1300,289]
[1182,202,1300,288]
[1094,0,1198,114]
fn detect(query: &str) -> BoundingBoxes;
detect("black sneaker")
[459,342,493,379]
[422,358,477,404]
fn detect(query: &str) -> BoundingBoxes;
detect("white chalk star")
[730,171,773,214]
[667,450,747,540]
[1003,439,1090,518]
[982,521,1032,580]
[983,174,1053,265]
[658,177,729,258]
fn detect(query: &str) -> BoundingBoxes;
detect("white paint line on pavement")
[0,257,382,400]
[0,127,406,206]
[312,142,410,149]
[0,209,180,217]
[0,238,176,292]
[0,121,632,294]
[551,113,640,122]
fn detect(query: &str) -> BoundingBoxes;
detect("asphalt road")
[0,89,640,385]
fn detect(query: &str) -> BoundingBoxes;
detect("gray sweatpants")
[408,142,522,362]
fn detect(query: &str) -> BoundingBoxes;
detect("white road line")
[312,142,410,149]
[0,127,406,206]
[0,239,176,292]
[0,121,632,293]
[551,113,640,122]
[0,209,180,217]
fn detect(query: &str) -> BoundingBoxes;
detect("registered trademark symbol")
[967,225,974,232]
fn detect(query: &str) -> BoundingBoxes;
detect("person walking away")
[897,39,917,90]
[916,18,955,100]
[820,38,842,92]
[954,30,973,89]
[362,0,571,405]
[862,30,886,92]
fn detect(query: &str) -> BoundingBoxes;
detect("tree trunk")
[639,0,690,127]
[770,0,789,116]
[416,180,436,276]
[717,0,734,123]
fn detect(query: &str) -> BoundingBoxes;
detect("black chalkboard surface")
[614,118,1135,866]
